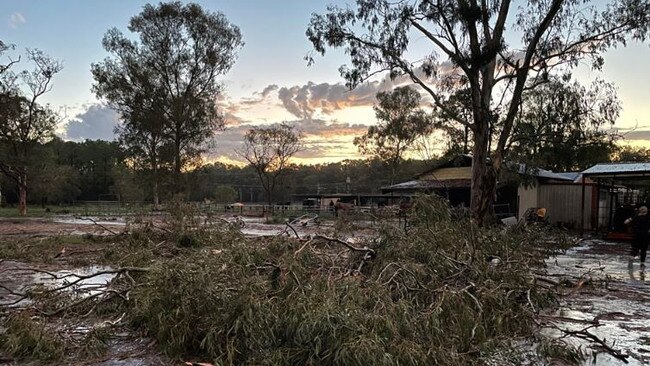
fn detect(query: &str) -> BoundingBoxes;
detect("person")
[624,206,649,267]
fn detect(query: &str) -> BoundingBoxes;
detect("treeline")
[2,134,649,208]
[0,137,431,206]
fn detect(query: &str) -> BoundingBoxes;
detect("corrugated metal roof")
[555,172,581,181]
[582,163,650,176]
[535,169,574,181]
[382,179,471,191]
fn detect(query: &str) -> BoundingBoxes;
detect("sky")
[1,0,649,165]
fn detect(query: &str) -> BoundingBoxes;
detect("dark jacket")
[630,214,650,238]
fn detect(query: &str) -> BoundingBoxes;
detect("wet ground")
[2,216,649,365]
[0,217,125,236]
[541,238,650,365]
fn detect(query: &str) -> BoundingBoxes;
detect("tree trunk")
[152,179,160,209]
[18,173,27,216]
[152,158,160,210]
[173,131,183,194]
[470,123,497,226]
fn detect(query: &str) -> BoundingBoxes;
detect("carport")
[580,162,650,238]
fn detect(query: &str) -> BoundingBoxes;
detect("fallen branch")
[73,216,120,235]
[312,235,376,258]
[567,328,629,363]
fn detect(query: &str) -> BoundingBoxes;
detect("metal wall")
[538,184,593,229]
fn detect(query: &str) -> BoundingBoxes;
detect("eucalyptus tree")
[509,78,620,172]
[0,49,62,215]
[354,86,431,184]
[240,123,303,209]
[307,0,650,223]
[92,1,243,195]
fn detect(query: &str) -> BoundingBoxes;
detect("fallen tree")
[1,198,593,365]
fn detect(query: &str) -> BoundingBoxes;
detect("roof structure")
[582,163,650,178]
[382,178,471,191]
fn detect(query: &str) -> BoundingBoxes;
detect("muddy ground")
[1,215,648,365]
[540,238,650,365]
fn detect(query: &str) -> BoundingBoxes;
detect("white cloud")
[8,12,26,29]
[63,104,120,141]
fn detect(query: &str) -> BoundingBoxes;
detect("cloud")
[63,104,120,141]
[207,119,369,163]
[622,130,650,141]
[8,12,26,29]
[277,81,389,119]
[270,63,460,119]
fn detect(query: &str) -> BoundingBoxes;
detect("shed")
[580,163,650,236]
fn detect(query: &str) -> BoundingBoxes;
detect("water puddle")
[53,216,127,226]
[541,238,650,365]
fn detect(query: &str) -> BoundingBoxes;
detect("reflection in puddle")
[542,239,650,365]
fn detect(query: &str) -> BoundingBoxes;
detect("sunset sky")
[1,0,649,165]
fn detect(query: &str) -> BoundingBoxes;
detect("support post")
[595,178,601,230]
[580,175,586,237]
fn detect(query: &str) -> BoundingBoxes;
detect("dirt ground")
[0,217,125,237]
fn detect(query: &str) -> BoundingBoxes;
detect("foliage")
[509,79,620,172]
[110,164,145,202]
[129,196,570,365]
[354,86,431,183]
[306,0,650,223]
[92,1,243,198]
[240,123,303,206]
[0,48,63,215]
[0,313,65,363]
[612,145,650,162]
[213,185,238,203]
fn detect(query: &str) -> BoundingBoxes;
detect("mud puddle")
[541,239,650,365]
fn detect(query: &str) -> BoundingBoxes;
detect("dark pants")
[632,233,649,263]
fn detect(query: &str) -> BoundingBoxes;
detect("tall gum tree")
[306,0,650,224]
[354,86,431,184]
[240,123,303,210]
[92,1,243,194]
[0,49,62,215]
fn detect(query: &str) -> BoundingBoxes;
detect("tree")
[92,1,243,194]
[0,49,62,215]
[307,0,649,224]
[354,86,431,183]
[509,78,620,172]
[213,185,238,203]
[612,146,650,162]
[240,123,303,209]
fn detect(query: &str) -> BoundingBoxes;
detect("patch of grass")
[0,206,58,218]
[0,313,65,363]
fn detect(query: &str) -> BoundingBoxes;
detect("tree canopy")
[92,1,243,199]
[307,0,650,223]
[354,86,431,183]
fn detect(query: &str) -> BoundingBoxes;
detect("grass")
[0,206,59,218]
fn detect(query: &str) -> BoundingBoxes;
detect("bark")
[18,173,27,216]
[152,179,160,209]
[152,155,160,209]
[470,123,491,225]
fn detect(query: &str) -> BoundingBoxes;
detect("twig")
[73,216,119,235]
[284,222,301,239]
